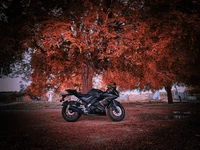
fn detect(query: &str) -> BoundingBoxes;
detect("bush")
[0,92,25,102]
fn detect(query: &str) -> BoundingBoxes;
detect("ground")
[0,101,200,150]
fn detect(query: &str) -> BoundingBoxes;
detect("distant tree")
[0,0,34,76]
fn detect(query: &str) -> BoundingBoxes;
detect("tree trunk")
[81,64,94,94]
[165,85,173,104]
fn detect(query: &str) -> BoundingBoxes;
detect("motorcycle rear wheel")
[62,104,81,122]
[107,103,125,121]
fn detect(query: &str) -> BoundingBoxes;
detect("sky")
[0,77,31,92]
[0,47,32,92]
[0,77,21,92]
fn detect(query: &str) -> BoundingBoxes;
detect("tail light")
[59,97,64,102]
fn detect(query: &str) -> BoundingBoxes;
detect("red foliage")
[18,0,200,96]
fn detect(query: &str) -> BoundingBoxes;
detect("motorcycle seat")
[76,93,90,97]
[81,96,93,103]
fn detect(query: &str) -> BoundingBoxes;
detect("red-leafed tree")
[26,0,143,95]
[25,0,200,103]
[102,0,200,103]
[1,0,200,103]
[140,0,200,103]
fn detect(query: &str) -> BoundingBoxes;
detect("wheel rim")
[67,109,75,115]
[65,105,77,118]
[112,106,122,117]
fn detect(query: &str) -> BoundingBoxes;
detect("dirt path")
[0,103,200,150]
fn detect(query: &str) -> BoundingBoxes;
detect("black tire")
[107,102,125,121]
[62,104,81,122]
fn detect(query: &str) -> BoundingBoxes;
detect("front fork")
[109,100,120,113]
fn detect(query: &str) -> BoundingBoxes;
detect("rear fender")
[60,93,74,102]
[62,101,69,107]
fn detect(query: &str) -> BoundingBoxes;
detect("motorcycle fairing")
[87,88,103,98]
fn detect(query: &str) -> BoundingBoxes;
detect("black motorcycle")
[60,83,125,122]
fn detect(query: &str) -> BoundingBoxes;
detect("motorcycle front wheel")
[62,104,81,122]
[107,102,125,121]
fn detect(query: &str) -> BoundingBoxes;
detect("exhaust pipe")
[69,105,84,114]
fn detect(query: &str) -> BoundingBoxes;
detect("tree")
[26,0,142,95]
[1,0,200,103]
[139,0,200,103]
[0,0,35,76]
[102,0,200,103]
